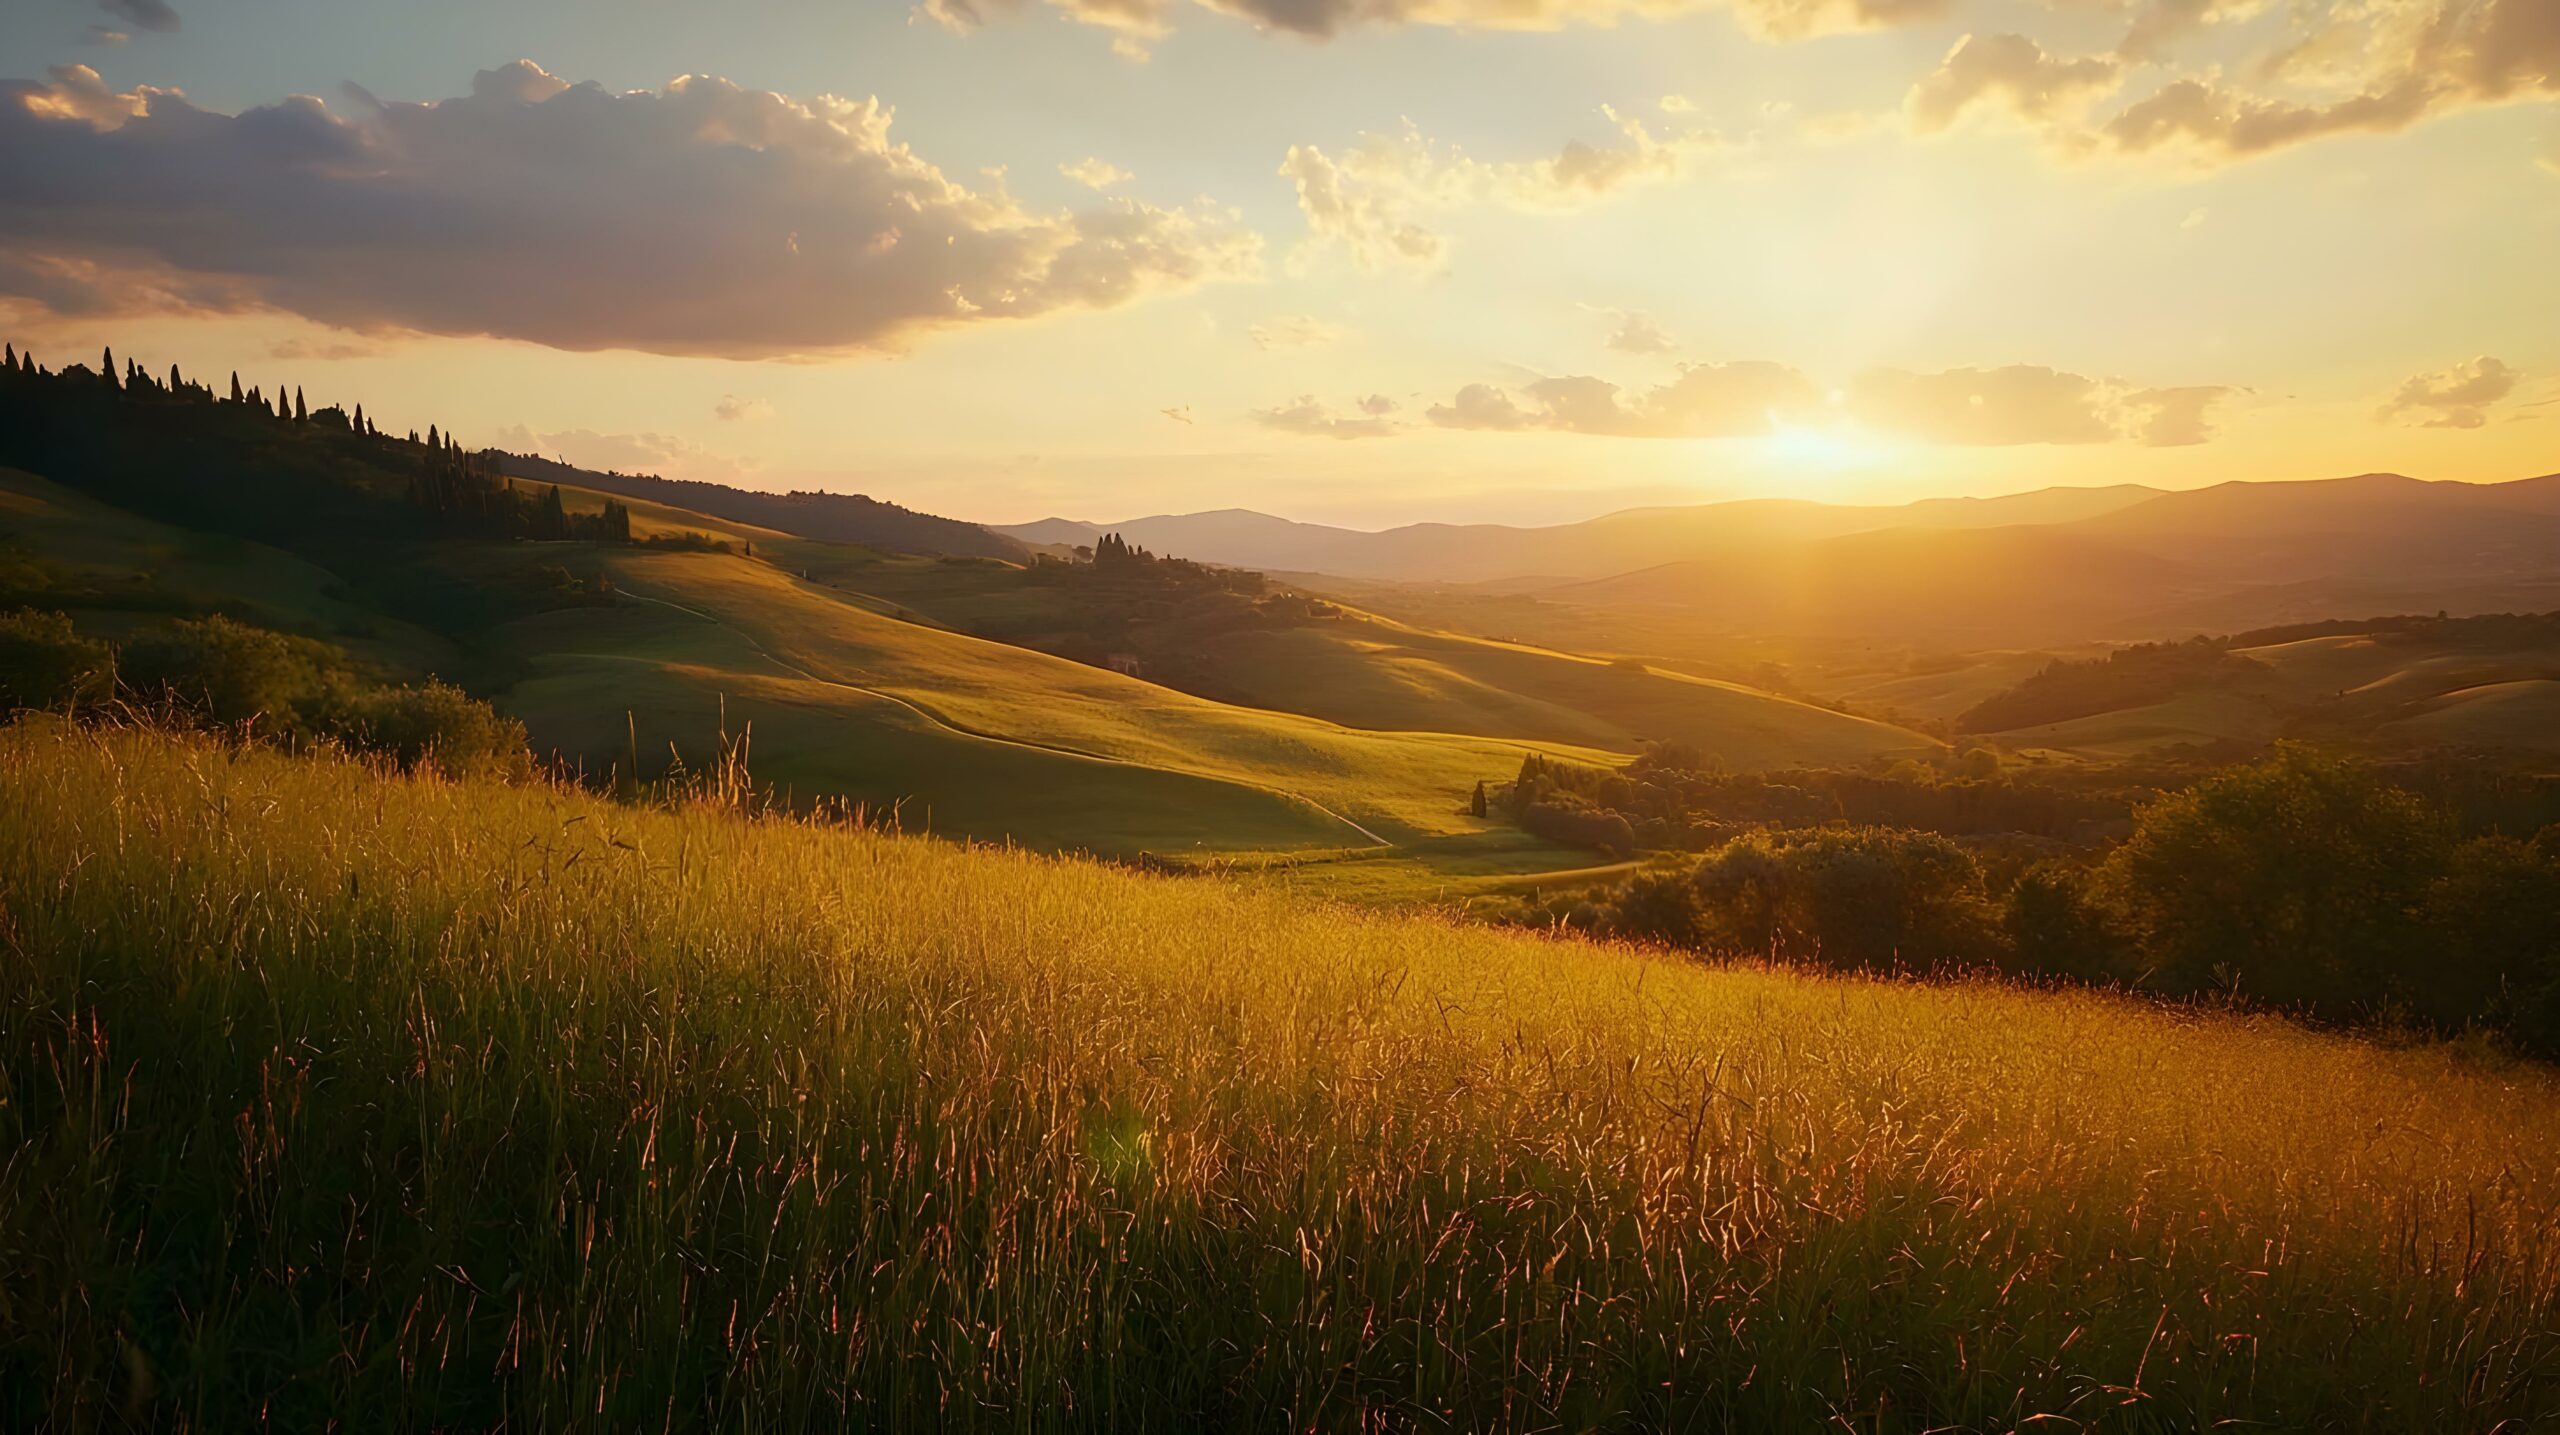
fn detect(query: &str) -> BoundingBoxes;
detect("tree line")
[1520,747,2560,1059]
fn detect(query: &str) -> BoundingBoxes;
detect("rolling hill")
[10,720,2558,1428]
[1957,612,2560,757]
[498,451,1027,560]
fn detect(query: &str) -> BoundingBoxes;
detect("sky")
[1,0,2553,529]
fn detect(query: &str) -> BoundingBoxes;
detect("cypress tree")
[230,371,244,403]
[101,347,119,390]
[428,424,440,450]
[4,344,14,370]
[168,363,182,391]
[294,387,308,421]
[1471,780,1488,819]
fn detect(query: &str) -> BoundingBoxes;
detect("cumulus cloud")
[2098,0,2559,165]
[1282,108,1714,270]
[1429,361,1824,437]
[714,394,775,422]
[2377,356,2520,428]
[0,61,1260,359]
[1254,394,1399,439]
[1907,33,2120,134]
[1850,365,2236,447]
[928,0,1950,47]
[1059,156,1131,190]
[492,424,758,482]
[1249,314,1341,349]
[100,0,180,34]
[1421,360,2234,445]
[1597,307,1677,355]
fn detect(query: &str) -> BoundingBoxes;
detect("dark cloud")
[930,0,1948,45]
[101,0,180,35]
[0,62,1258,359]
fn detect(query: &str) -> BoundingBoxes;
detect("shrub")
[328,680,532,780]
[2000,861,2128,982]
[1604,869,1703,947]
[1685,827,1998,972]
[2096,746,2448,1014]
[0,608,112,712]
[2420,836,2560,1048]
[118,615,337,730]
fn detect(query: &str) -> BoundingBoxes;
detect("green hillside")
[7,722,2555,1429]
[780,546,1936,764]
[495,548,1617,850]
[1959,615,2560,757]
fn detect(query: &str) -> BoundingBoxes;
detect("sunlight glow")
[1760,414,1887,473]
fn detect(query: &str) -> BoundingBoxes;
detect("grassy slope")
[0,466,451,671]
[1972,630,2560,756]
[2385,679,2560,751]
[547,549,1625,845]
[807,556,1936,765]
[5,723,2557,1429]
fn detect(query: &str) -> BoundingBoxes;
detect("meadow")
[6,718,2558,1429]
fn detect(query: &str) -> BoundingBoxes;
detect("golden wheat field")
[3,718,2558,1429]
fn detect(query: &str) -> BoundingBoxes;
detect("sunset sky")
[2,0,2552,527]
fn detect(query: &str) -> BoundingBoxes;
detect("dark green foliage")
[2419,836,2560,1050]
[0,609,113,712]
[329,680,533,780]
[1959,637,2265,734]
[1999,862,2128,981]
[1673,828,1997,971]
[116,616,339,731]
[2097,746,2448,1012]
[496,449,1025,560]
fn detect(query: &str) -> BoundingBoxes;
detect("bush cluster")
[0,609,530,779]
[1559,747,2560,1055]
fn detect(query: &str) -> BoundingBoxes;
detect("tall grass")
[3,718,2557,1429]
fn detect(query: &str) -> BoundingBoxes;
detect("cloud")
[1430,361,1823,437]
[1283,108,1714,270]
[1254,394,1399,439]
[714,394,775,422]
[929,0,1951,47]
[2117,0,2275,62]
[2377,356,2520,428]
[492,424,756,483]
[100,0,180,34]
[2098,0,2559,166]
[1598,308,1676,354]
[267,336,388,361]
[1059,156,1131,190]
[1907,34,2120,135]
[1850,365,2236,446]
[0,61,1260,359]
[1424,360,2235,445]
[1248,314,1341,349]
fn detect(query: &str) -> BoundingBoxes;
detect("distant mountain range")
[993,484,2163,583]
[1002,473,2560,645]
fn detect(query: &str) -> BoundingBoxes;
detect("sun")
[1760,413,1886,472]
